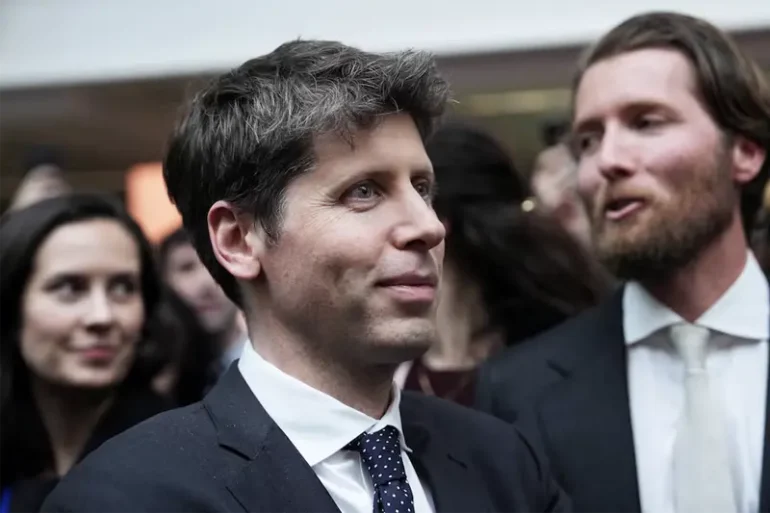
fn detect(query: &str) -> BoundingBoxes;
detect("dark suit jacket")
[42,365,570,513]
[475,289,770,512]
[5,386,170,513]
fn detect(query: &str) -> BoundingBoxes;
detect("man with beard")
[475,11,770,513]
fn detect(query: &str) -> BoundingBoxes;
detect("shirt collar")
[237,341,408,467]
[623,251,769,345]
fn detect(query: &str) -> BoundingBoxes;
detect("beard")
[590,146,738,285]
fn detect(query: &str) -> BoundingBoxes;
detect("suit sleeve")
[544,473,572,512]
[41,452,195,513]
[514,427,572,512]
[42,466,138,513]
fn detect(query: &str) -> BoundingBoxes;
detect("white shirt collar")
[237,341,409,467]
[623,252,769,345]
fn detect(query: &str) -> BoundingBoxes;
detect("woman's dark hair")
[147,286,218,406]
[0,193,163,488]
[428,123,613,344]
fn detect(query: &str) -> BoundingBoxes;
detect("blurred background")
[2,0,769,240]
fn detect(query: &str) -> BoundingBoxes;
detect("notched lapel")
[404,421,493,513]
[538,293,641,513]
[204,367,340,513]
[227,424,340,513]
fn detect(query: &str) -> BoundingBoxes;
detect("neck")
[218,318,246,351]
[643,217,748,322]
[31,379,115,476]
[425,263,495,371]
[247,315,394,419]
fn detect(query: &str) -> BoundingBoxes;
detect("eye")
[632,114,665,130]
[47,276,87,302]
[413,179,435,201]
[574,132,600,156]
[110,276,139,301]
[344,181,381,202]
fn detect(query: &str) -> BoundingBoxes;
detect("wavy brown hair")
[572,11,770,233]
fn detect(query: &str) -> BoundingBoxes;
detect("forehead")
[34,219,140,276]
[574,48,701,122]
[309,113,432,182]
[167,241,198,261]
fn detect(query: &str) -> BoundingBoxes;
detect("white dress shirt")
[238,342,435,513]
[624,252,769,513]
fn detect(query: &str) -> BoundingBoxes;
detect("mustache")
[589,188,652,217]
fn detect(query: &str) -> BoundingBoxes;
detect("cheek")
[576,164,600,203]
[643,128,719,188]
[116,300,146,344]
[19,299,78,379]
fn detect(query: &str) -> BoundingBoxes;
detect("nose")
[595,126,636,182]
[391,189,446,251]
[83,289,116,332]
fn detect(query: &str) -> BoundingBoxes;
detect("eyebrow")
[573,100,672,133]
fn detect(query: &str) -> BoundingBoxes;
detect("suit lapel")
[204,367,340,513]
[401,397,494,513]
[538,291,642,513]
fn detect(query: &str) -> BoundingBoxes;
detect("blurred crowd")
[1,9,769,513]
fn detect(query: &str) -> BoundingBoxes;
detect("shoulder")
[484,293,621,384]
[474,293,622,420]
[401,392,539,460]
[401,393,565,507]
[42,403,219,512]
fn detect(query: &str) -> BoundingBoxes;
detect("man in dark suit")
[476,11,770,513]
[42,40,568,513]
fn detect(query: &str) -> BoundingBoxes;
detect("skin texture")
[209,113,446,417]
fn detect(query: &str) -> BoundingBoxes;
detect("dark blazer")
[475,289,770,513]
[5,386,170,513]
[42,365,570,513]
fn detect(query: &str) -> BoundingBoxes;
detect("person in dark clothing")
[0,194,171,512]
[476,12,770,513]
[398,123,612,406]
[42,40,569,513]
[148,286,219,406]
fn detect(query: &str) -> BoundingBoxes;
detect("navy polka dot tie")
[346,425,415,513]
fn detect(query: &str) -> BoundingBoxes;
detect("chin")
[366,322,436,364]
[61,369,128,391]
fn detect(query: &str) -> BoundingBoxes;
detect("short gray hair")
[163,39,451,305]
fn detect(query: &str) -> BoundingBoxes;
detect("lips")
[377,274,438,288]
[79,345,119,361]
[377,273,438,305]
[603,197,646,221]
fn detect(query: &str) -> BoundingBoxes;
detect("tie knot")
[346,426,406,486]
[670,323,710,372]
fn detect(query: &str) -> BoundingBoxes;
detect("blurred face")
[164,242,237,335]
[20,219,145,390]
[531,144,591,246]
[572,48,737,281]
[258,113,445,366]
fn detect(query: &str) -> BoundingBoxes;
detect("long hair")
[428,123,613,344]
[0,193,163,487]
[573,11,770,234]
[147,286,218,406]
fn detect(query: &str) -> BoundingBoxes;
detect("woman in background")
[0,194,169,512]
[150,286,218,406]
[398,123,612,406]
